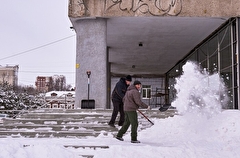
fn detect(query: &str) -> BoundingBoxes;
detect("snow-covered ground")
[0,110,239,158]
[0,61,239,158]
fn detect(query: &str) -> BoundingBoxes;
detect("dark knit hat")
[134,80,141,85]
[126,75,132,81]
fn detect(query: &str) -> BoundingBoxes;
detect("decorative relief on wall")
[69,0,89,17]
[105,0,182,16]
[77,0,90,16]
[69,0,182,17]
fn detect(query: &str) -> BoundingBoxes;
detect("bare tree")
[52,75,66,91]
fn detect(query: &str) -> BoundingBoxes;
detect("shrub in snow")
[0,82,44,117]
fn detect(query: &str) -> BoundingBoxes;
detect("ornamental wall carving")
[68,0,240,18]
[104,0,182,16]
[69,0,182,17]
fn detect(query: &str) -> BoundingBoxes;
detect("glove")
[147,106,151,110]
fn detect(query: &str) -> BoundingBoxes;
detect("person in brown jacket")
[116,80,150,143]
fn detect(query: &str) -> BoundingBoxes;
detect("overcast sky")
[0,0,76,87]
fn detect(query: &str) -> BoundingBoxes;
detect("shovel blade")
[159,104,171,112]
[81,99,95,109]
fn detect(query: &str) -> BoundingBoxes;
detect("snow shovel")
[81,70,95,109]
[137,109,154,125]
[159,104,171,112]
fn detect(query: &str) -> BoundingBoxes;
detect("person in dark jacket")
[116,80,150,143]
[108,75,132,127]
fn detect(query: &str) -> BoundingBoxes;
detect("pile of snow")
[172,61,229,117]
[0,61,239,158]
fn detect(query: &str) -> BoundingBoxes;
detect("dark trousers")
[109,99,124,125]
[117,111,138,141]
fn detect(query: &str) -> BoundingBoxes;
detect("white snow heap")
[171,61,229,117]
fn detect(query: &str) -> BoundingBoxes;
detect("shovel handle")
[137,109,154,125]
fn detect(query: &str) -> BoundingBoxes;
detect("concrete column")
[73,18,107,109]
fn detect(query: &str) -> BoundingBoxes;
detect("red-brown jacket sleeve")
[132,89,148,109]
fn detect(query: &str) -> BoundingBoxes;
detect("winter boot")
[131,140,140,143]
[108,123,116,128]
[116,137,124,141]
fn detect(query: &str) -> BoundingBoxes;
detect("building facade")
[68,0,240,109]
[44,91,75,109]
[167,18,240,109]
[0,65,19,87]
[35,76,53,93]
[110,77,166,109]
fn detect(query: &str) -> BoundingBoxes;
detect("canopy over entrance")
[107,16,228,77]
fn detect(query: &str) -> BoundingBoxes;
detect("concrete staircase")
[0,108,177,138]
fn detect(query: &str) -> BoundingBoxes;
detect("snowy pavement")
[0,110,239,158]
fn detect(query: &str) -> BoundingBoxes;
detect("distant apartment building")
[35,76,53,92]
[0,65,19,86]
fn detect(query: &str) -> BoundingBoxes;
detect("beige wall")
[69,0,240,18]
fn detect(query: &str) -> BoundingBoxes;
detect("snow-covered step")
[0,109,177,138]
[3,118,110,124]
[0,123,118,132]
[0,130,99,138]
[18,113,112,119]
[63,145,109,149]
